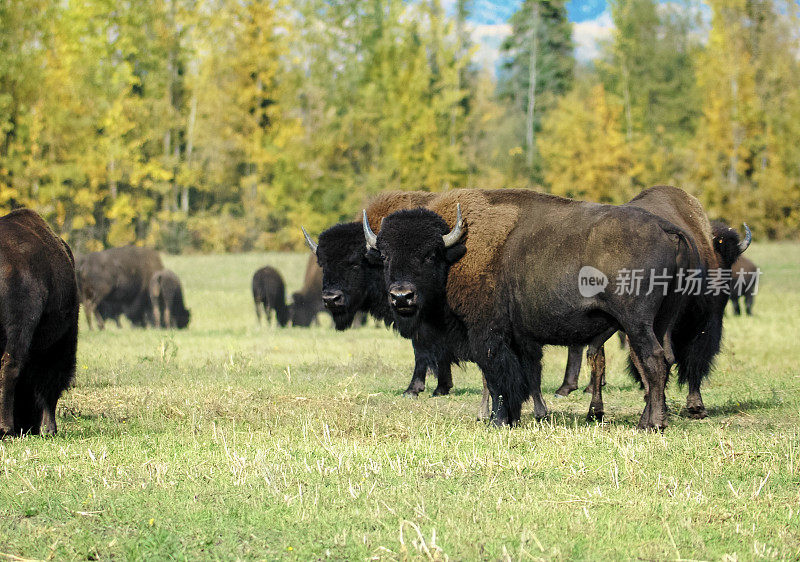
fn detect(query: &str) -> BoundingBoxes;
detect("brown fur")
[365,188,569,325]
[626,185,717,269]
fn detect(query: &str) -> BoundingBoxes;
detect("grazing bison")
[368,189,701,429]
[252,266,289,327]
[728,255,758,316]
[77,246,164,330]
[289,255,328,327]
[303,190,584,402]
[149,269,191,329]
[0,209,79,436]
[624,188,751,418]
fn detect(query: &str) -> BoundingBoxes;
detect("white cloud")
[572,10,614,61]
[468,23,512,75]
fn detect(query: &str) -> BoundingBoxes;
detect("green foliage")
[1,0,800,245]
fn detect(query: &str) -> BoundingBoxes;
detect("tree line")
[1,0,798,253]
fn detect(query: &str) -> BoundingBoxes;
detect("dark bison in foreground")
[303,191,584,405]
[76,246,164,329]
[0,209,79,436]
[149,270,191,329]
[252,266,289,327]
[369,189,702,429]
[728,255,758,315]
[290,255,327,327]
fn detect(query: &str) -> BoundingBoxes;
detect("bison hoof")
[402,389,421,398]
[586,409,604,423]
[431,386,451,397]
[685,406,708,420]
[554,385,576,398]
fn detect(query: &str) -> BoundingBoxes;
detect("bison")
[149,269,191,329]
[728,255,758,315]
[76,246,164,330]
[252,266,290,327]
[289,255,328,327]
[302,190,584,403]
[556,188,752,420]
[368,189,702,429]
[0,209,79,436]
[625,188,751,418]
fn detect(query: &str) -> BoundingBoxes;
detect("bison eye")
[424,251,436,263]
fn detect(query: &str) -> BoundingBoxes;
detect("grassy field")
[1,243,799,560]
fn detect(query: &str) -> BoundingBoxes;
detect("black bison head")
[365,205,466,337]
[711,221,751,268]
[174,308,191,329]
[302,222,384,330]
[289,292,318,327]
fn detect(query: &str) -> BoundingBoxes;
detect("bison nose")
[389,282,417,307]
[322,289,345,308]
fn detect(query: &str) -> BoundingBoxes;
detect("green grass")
[1,244,799,560]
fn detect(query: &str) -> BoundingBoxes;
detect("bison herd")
[0,185,761,436]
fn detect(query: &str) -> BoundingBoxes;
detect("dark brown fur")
[76,246,164,330]
[290,255,327,327]
[0,209,79,436]
[149,269,191,329]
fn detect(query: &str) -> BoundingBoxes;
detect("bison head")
[302,222,385,330]
[711,221,751,269]
[364,205,465,337]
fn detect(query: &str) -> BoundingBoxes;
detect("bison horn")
[301,226,318,255]
[442,203,464,248]
[362,210,378,250]
[738,223,751,253]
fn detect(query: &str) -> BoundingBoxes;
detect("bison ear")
[444,243,466,265]
[365,247,382,266]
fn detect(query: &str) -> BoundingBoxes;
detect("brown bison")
[289,255,328,327]
[625,187,751,418]
[557,188,753,420]
[367,189,701,429]
[76,246,164,329]
[149,269,191,329]
[252,266,289,327]
[0,209,79,436]
[728,255,758,315]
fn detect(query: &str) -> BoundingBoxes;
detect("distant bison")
[729,255,758,316]
[149,270,191,329]
[252,266,289,327]
[76,246,164,329]
[290,255,327,327]
[0,209,79,436]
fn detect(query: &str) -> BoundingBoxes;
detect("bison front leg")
[404,339,431,397]
[431,352,453,397]
[476,333,532,427]
[555,345,584,397]
[0,352,25,437]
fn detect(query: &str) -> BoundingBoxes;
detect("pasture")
[1,244,799,560]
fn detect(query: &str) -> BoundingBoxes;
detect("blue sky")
[458,0,616,67]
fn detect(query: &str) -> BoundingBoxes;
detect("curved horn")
[362,210,377,250]
[301,226,318,255]
[738,223,751,253]
[442,203,464,248]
